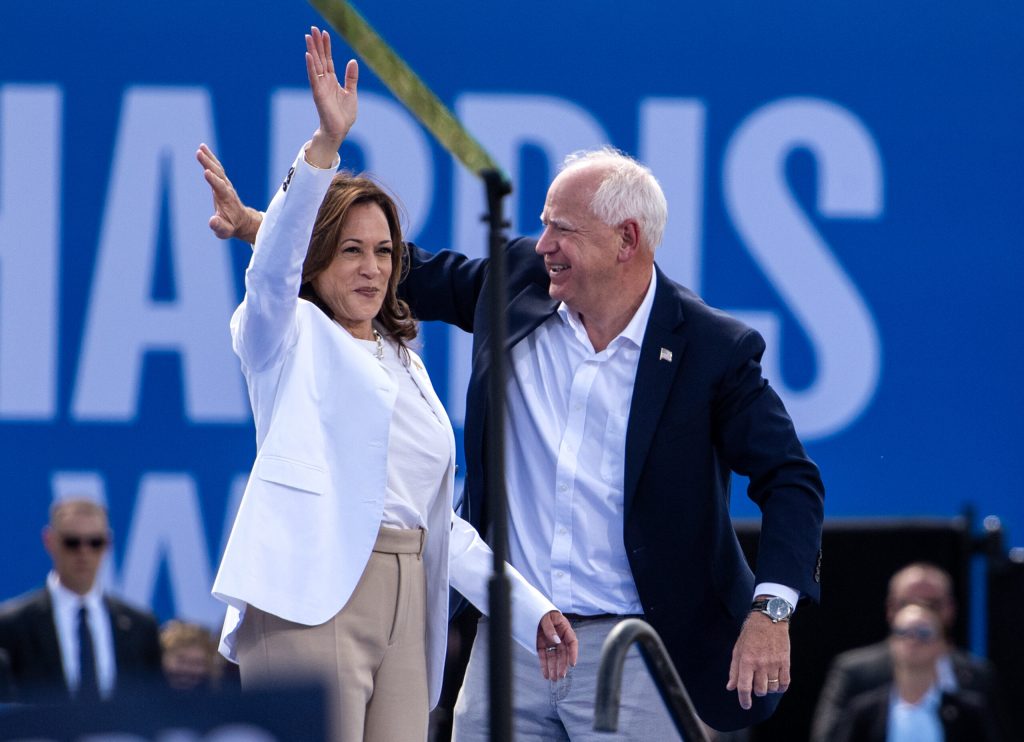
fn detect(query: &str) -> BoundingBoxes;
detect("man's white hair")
[560,147,668,251]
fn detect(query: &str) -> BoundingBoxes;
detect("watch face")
[766,597,792,620]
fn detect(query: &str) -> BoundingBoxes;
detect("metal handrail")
[593,618,710,741]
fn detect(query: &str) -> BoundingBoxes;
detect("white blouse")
[354,334,450,530]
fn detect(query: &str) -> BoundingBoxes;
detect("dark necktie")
[77,605,100,702]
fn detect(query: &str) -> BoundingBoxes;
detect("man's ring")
[768,678,779,684]
[545,646,558,653]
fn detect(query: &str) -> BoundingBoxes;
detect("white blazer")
[212,148,556,707]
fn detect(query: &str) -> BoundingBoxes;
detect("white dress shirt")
[46,571,116,699]
[504,268,798,614]
[504,272,655,614]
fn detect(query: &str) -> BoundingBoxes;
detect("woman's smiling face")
[312,201,394,340]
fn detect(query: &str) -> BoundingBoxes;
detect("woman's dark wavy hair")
[299,172,416,348]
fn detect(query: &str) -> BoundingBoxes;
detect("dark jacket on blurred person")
[813,640,997,741]
[0,588,162,704]
[834,684,1001,742]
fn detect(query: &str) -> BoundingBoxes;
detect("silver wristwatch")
[750,596,793,623]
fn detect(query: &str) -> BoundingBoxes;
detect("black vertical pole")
[481,168,513,742]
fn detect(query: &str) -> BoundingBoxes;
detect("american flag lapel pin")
[659,347,673,363]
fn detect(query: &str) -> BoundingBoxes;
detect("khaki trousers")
[237,527,429,742]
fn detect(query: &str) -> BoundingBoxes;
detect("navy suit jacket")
[402,237,825,730]
[0,587,162,704]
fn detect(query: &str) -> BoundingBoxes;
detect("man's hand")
[726,612,791,709]
[195,143,262,244]
[535,610,579,680]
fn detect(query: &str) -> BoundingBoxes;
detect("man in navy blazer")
[399,149,824,735]
[202,143,824,736]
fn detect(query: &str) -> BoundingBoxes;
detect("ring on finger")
[545,646,558,653]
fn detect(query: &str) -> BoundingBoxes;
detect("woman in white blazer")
[200,28,577,741]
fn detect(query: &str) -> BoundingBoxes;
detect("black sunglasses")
[891,626,938,643]
[60,535,108,551]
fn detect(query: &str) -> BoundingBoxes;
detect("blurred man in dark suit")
[834,603,1000,742]
[812,562,997,741]
[0,498,162,704]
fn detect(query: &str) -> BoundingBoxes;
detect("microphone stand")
[481,168,513,742]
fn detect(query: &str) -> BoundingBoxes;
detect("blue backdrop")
[1,1,1021,629]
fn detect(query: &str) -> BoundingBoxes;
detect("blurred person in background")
[160,620,222,693]
[0,498,162,704]
[834,602,1000,741]
[813,563,998,741]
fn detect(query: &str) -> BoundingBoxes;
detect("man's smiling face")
[535,165,623,319]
